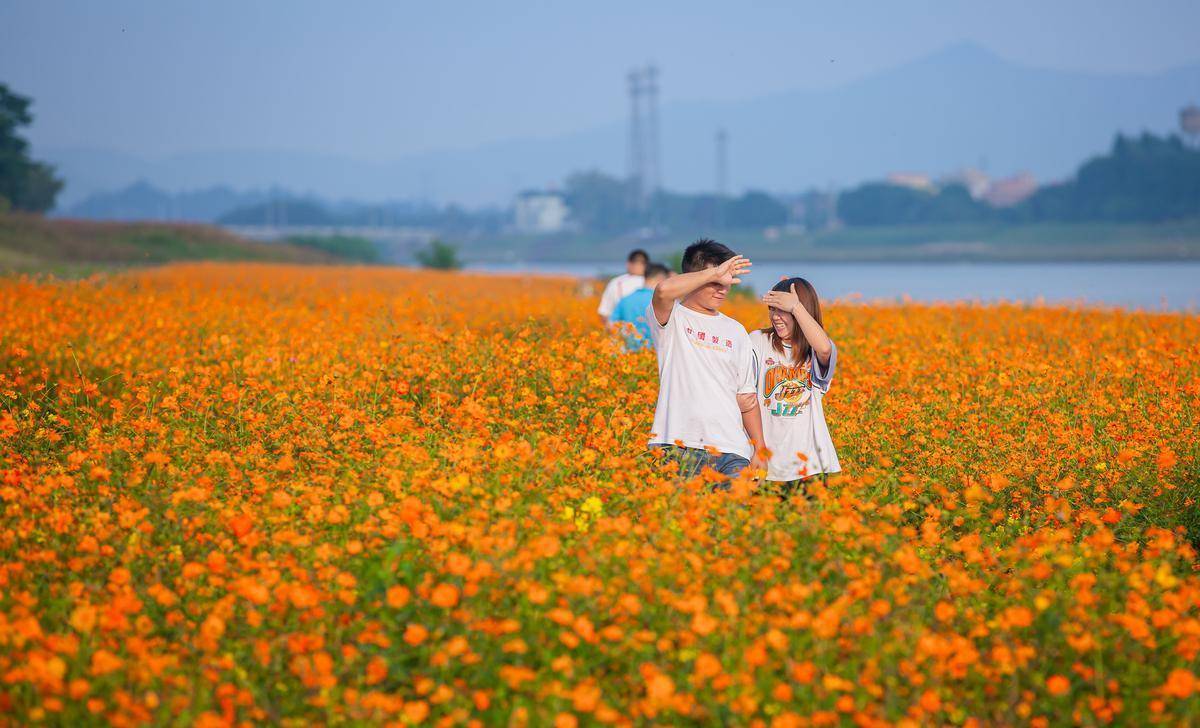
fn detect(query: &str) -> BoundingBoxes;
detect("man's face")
[628,258,647,276]
[687,265,729,311]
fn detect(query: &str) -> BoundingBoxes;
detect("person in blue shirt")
[609,262,670,351]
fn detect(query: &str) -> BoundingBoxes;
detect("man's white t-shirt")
[748,329,841,481]
[598,273,645,318]
[646,301,757,459]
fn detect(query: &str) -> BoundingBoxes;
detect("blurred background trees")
[0,83,62,213]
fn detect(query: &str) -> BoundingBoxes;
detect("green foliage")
[414,238,463,270]
[664,249,684,273]
[726,190,788,227]
[563,171,637,233]
[285,234,380,263]
[0,215,333,274]
[837,183,991,226]
[0,84,62,213]
[1012,132,1200,223]
[562,170,790,233]
[838,132,1200,227]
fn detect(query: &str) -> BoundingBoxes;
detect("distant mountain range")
[41,43,1200,209]
[57,180,488,226]
[61,181,276,222]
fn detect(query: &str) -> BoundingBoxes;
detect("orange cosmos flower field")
[1,263,1197,726]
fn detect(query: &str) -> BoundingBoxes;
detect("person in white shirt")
[597,249,648,321]
[646,239,766,487]
[751,277,840,497]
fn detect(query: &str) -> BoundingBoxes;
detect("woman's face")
[769,305,795,340]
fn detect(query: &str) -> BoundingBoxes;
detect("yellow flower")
[581,496,603,516]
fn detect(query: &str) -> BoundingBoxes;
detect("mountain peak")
[910,41,1009,70]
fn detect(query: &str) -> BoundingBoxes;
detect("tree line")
[561,171,789,233]
[0,84,62,213]
[837,133,1200,226]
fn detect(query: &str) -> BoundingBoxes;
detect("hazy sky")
[3,0,1199,160]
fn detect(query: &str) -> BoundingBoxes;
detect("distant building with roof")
[886,172,936,192]
[984,173,1039,208]
[514,190,569,233]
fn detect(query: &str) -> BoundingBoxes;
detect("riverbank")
[456,220,1200,264]
[0,214,344,276]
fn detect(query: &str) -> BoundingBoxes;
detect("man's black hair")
[681,238,735,273]
[643,262,670,280]
[627,249,649,264]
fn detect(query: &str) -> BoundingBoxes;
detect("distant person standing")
[609,262,670,351]
[597,249,648,322]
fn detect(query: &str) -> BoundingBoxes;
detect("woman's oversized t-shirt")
[748,329,841,481]
[646,301,757,459]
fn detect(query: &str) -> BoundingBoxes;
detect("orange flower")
[89,650,123,676]
[429,583,459,609]
[403,624,429,646]
[1162,669,1196,699]
[70,604,97,634]
[386,585,411,608]
[1046,675,1070,696]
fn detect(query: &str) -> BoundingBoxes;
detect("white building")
[885,172,936,193]
[514,191,569,233]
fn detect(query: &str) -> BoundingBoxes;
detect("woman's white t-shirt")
[748,329,840,481]
[646,301,757,459]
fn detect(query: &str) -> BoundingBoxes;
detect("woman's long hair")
[759,277,822,364]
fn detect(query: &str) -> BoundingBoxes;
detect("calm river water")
[467,261,1200,311]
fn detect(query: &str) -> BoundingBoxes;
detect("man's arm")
[650,255,752,325]
[738,392,768,472]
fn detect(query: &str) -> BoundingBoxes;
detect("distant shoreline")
[466,248,1200,265]
[455,220,1200,265]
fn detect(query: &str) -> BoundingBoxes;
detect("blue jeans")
[649,444,750,490]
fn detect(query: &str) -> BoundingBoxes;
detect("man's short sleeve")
[811,340,837,392]
[736,335,757,395]
[598,277,621,318]
[646,300,674,349]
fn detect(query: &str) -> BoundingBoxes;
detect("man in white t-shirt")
[646,239,766,486]
[597,249,648,321]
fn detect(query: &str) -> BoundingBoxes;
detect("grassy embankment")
[0,214,343,276]
[461,220,1200,263]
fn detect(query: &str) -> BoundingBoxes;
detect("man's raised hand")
[714,255,752,286]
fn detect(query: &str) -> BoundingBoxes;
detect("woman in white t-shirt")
[750,277,840,496]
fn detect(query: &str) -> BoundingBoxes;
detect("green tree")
[726,190,789,227]
[0,84,62,213]
[836,183,931,225]
[1013,132,1200,223]
[414,238,463,270]
[563,171,640,233]
[837,182,991,226]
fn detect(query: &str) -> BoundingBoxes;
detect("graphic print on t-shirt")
[761,356,813,417]
[685,325,735,353]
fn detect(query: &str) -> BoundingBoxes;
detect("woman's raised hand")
[761,283,801,312]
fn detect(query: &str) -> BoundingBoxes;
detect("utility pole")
[628,69,644,207]
[716,127,728,197]
[644,64,660,200]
